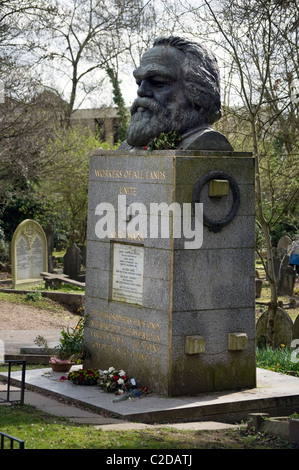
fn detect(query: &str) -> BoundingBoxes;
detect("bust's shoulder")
[180,126,233,151]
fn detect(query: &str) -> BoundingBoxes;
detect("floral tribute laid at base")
[67,366,150,401]
[68,369,100,385]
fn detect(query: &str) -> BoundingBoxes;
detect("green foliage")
[38,125,113,245]
[55,317,86,361]
[0,292,69,314]
[25,292,42,302]
[0,181,51,242]
[0,125,118,247]
[148,131,181,151]
[106,66,130,143]
[0,405,295,449]
[256,346,299,377]
[68,369,100,385]
[0,226,9,262]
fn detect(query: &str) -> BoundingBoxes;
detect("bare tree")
[169,0,299,346]
[13,0,158,120]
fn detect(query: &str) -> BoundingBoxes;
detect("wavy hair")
[153,36,222,125]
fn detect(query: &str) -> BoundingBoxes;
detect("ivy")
[147,131,181,151]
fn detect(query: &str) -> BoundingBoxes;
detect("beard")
[126,97,202,148]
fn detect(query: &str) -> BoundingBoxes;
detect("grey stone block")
[85,150,256,396]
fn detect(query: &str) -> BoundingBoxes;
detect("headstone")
[265,256,280,283]
[256,307,293,348]
[77,245,87,267]
[255,278,263,298]
[278,263,296,296]
[83,36,256,396]
[277,235,292,258]
[63,243,82,280]
[45,225,55,273]
[11,219,48,289]
[292,315,299,342]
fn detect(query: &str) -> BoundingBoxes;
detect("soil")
[0,271,81,331]
[0,300,79,330]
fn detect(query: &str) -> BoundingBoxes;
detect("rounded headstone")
[256,307,293,348]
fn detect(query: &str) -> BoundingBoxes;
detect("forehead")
[133,46,184,81]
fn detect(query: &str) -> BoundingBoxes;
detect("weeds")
[256,345,299,376]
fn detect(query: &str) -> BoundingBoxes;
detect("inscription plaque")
[16,235,31,280]
[112,243,144,306]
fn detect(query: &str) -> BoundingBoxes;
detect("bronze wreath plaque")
[192,170,241,233]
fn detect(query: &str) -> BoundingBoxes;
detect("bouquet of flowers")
[68,369,100,386]
[98,367,136,394]
[112,386,150,402]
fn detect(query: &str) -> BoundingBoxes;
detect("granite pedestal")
[84,149,256,396]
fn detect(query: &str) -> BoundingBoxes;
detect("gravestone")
[77,245,87,267]
[256,307,293,348]
[45,224,55,273]
[83,36,256,396]
[255,278,263,298]
[278,262,296,296]
[292,315,299,342]
[63,243,82,281]
[277,235,292,258]
[11,219,48,289]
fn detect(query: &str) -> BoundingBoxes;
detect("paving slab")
[0,380,239,431]
[1,366,299,425]
[0,329,60,354]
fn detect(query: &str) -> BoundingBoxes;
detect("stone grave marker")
[63,243,82,280]
[83,36,256,396]
[11,219,48,289]
[292,315,299,342]
[278,262,296,296]
[256,307,293,348]
[45,224,55,273]
[77,245,87,267]
[277,235,292,258]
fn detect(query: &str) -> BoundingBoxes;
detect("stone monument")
[84,36,256,396]
[11,219,48,289]
[63,243,82,281]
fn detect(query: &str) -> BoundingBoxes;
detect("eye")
[151,79,166,88]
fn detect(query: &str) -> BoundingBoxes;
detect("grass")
[0,291,71,315]
[1,347,299,449]
[18,280,85,294]
[0,404,296,449]
[256,345,299,376]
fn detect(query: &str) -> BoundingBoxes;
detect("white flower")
[119,370,126,376]
[117,378,124,385]
[108,367,115,373]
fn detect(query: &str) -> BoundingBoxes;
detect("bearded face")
[126,45,202,148]
[126,97,191,147]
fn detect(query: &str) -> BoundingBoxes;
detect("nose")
[137,79,153,98]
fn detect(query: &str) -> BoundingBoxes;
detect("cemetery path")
[0,300,79,330]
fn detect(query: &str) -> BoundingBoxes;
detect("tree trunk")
[251,118,278,347]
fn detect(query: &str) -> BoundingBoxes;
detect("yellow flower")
[281,344,285,348]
